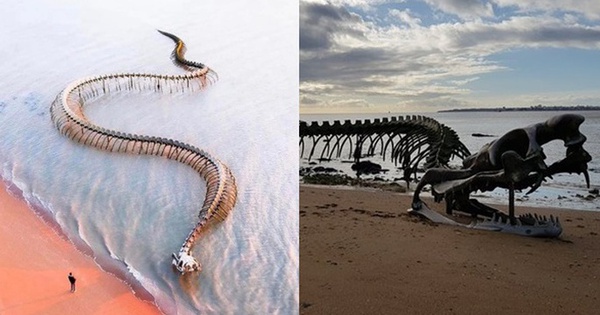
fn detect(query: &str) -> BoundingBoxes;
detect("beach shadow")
[178,273,204,307]
[179,272,200,295]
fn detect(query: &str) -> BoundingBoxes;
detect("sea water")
[0,0,298,314]
[300,111,600,211]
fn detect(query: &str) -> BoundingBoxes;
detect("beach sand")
[0,182,162,315]
[300,185,600,314]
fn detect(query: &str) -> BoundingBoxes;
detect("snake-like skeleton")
[50,30,237,274]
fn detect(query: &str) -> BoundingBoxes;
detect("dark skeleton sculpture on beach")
[410,114,592,237]
[300,116,471,182]
[50,31,237,274]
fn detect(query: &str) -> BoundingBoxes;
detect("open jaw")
[409,114,591,238]
[172,251,201,274]
[408,202,563,237]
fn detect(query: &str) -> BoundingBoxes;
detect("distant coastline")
[438,105,600,113]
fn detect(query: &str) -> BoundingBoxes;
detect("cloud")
[305,0,397,10]
[300,95,320,106]
[327,98,373,108]
[424,0,494,20]
[389,9,422,28]
[445,16,600,50]
[450,77,480,86]
[300,1,366,51]
[300,0,600,112]
[493,0,600,21]
[300,93,373,109]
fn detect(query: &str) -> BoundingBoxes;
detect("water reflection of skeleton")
[410,114,592,237]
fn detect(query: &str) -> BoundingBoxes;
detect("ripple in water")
[0,0,299,314]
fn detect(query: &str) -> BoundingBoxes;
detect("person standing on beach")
[68,272,76,293]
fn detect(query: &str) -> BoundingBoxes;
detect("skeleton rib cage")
[300,115,471,176]
[50,31,237,274]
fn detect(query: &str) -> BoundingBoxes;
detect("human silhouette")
[68,272,76,293]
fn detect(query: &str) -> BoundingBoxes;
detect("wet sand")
[0,182,162,315]
[300,185,600,314]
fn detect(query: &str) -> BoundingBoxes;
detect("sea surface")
[0,1,298,314]
[301,111,600,211]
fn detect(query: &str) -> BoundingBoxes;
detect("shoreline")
[0,179,162,315]
[301,182,600,212]
[300,184,600,314]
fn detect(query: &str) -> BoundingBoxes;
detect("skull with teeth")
[172,250,201,274]
[411,114,591,237]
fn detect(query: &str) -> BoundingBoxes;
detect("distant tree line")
[438,105,600,113]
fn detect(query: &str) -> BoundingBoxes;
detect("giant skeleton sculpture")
[300,114,591,237]
[410,113,591,237]
[300,116,471,184]
[51,31,237,274]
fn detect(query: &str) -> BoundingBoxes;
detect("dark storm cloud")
[300,1,365,51]
[300,47,403,81]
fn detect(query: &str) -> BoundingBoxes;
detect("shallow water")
[300,111,600,211]
[0,1,298,314]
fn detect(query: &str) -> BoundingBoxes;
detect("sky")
[300,0,600,113]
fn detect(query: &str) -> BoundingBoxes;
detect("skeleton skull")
[410,114,591,237]
[172,251,201,274]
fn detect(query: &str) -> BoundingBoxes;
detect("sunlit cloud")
[300,0,600,113]
[424,0,494,20]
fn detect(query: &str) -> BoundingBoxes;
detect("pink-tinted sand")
[0,182,162,315]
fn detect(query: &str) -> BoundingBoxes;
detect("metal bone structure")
[299,116,471,183]
[50,30,237,274]
[411,114,592,237]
